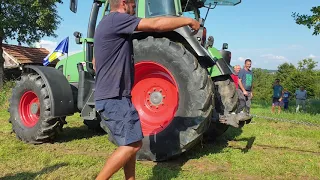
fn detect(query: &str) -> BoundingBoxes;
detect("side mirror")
[205,36,214,49]
[70,0,78,13]
[222,43,228,50]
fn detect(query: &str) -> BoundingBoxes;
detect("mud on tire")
[132,37,213,161]
[9,73,65,144]
[205,75,239,139]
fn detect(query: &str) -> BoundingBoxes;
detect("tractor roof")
[181,0,241,10]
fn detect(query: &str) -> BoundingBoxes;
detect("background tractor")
[9,0,243,162]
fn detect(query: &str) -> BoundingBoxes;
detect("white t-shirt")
[295,90,307,100]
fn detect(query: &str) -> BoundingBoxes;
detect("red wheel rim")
[132,61,179,136]
[19,91,40,128]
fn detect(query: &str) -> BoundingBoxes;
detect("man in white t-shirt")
[295,86,307,113]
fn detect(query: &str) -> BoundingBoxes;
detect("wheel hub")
[149,90,163,105]
[30,103,39,114]
[132,61,179,136]
[19,91,40,128]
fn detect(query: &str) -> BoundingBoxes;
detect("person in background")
[282,88,291,111]
[238,59,254,114]
[231,65,241,89]
[295,86,307,113]
[271,79,283,114]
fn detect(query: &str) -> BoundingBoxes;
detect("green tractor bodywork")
[9,0,243,162]
[56,0,240,83]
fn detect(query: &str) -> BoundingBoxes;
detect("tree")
[252,68,275,101]
[297,58,318,71]
[276,59,319,99]
[0,0,63,88]
[292,6,320,36]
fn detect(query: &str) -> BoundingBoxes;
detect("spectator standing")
[282,88,291,110]
[231,65,241,89]
[238,59,254,114]
[295,86,307,113]
[271,79,283,114]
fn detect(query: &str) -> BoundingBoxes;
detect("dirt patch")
[182,158,231,173]
[228,140,320,155]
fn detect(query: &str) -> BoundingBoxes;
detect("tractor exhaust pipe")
[85,2,101,76]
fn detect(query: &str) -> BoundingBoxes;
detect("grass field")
[1,82,320,180]
[1,107,320,179]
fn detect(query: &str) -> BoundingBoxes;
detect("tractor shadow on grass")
[1,163,68,180]
[148,120,255,180]
[55,125,105,143]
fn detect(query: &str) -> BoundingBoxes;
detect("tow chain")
[251,114,320,127]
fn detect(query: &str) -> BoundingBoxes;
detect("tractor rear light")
[202,27,207,46]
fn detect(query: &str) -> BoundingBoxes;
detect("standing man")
[295,86,307,113]
[231,65,241,89]
[93,0,200,179]
[271,79,283,114]
[282,88,291,111]
[237,59,253,114]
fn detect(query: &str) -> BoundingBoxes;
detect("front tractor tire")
[9,73,65,144]
[132,37,213,161]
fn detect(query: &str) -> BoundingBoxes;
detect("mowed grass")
[0,106,319,180]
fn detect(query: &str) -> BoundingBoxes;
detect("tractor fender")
[23,65,75,117]
[173,26,209,57]
[207,47,234,76]
[133,27,215,67]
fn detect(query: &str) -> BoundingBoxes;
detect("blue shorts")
[95,97,144,146]
[272,97,281,106]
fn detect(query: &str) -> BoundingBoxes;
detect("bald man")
[231,65,241,89]
[93,0,200,179]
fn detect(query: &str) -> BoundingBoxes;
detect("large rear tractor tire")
[132,37,213,161]
[205,75,238,139]
[9,73,66,144]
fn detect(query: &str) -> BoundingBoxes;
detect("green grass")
[251,100,320,125]
[0,80,319,179]
[1,109,319,180]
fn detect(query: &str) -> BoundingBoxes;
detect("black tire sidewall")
[10,76,50,142]
[133,37,212,161]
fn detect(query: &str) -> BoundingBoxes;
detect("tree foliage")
[292,6,320,36]
[0,0,63,88]
[253,58,319,101]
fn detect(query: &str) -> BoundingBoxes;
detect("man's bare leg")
[124,151,138,180]
[272,105,275,113]
[96,141,142,180]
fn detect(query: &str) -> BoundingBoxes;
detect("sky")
[8,0,320,70]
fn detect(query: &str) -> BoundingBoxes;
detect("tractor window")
[145,0,176,18]
[183,11,196,19]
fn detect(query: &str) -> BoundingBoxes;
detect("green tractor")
[8,0,244,162]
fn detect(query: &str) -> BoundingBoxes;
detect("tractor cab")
[181,0,241,64]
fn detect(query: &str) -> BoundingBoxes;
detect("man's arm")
[251,84,254,98]
[238,78,248,96]
[136,17,200,33]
